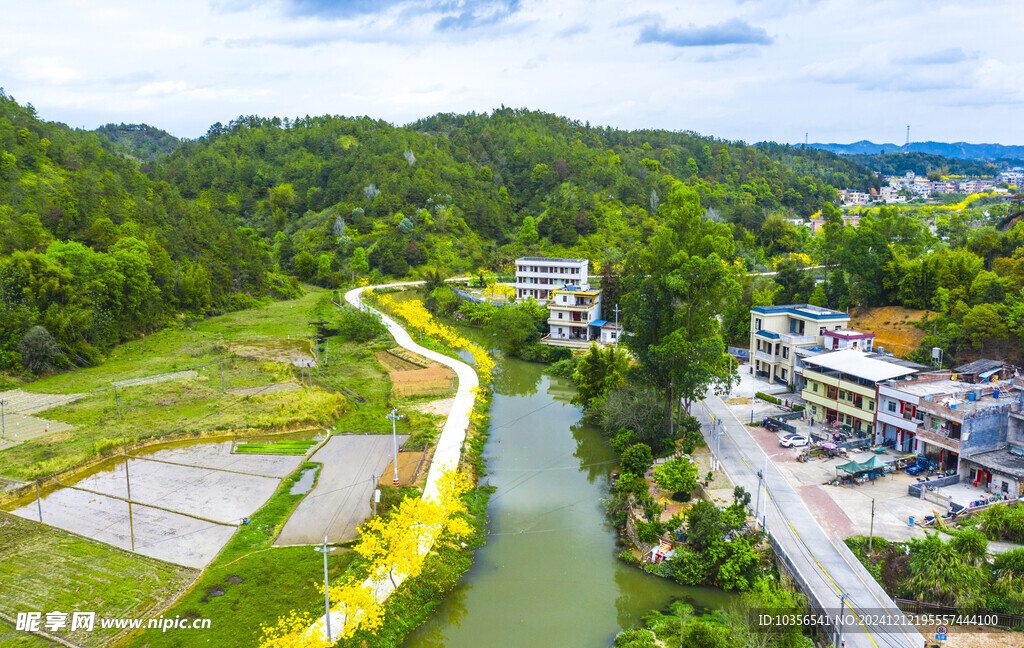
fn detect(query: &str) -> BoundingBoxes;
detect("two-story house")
[749,304,859,387]
[515,257,588,302]
[800,349,923,438]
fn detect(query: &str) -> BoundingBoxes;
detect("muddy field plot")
[375,348,455,397]
[228,338,317,367]
[0,511,196,648]
[276,434,409,545]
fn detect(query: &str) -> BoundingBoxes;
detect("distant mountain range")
[809,140,1024,162]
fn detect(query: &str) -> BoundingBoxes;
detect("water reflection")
[491,358,542,397]
[403,355,730,648]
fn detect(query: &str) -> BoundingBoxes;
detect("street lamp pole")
[316,536,332,642]
[387,408,400,487]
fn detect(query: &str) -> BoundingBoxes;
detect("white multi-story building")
[750,304,854,386]
[547,286,602,342]
[514,257,588,302]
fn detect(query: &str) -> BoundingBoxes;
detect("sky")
[1,0,1023,144]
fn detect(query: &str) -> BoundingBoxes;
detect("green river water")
[404,356,733,648]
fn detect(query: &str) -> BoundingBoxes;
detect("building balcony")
[914,428,961,453]
[548,319,589,327]
[551,302,597,311]
[780,333,817,345]
[753,350,779,363]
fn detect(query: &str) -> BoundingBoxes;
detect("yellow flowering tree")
[375,294,493,382]
[258,469,474,648]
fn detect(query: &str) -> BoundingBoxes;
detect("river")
[404,356,732,648]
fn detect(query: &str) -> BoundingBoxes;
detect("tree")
[652,457,698,497]
[19,325,67,374]
[571,343,630,409]
[484,304,542,358]
[962,303,1008,350]
[518,215,539,246]
[351,247,369,276]
[620,443,653,475]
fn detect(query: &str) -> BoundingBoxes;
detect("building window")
[868,400,874,411]
[558,312,562,319]
[835,325,842,330]
[887,401,897,413]
[838,390,846,400]
[819,327,826,336]
[813,382,819,393]
[755,318,762,331]
[782,369,788,380]
[782,347,789,359]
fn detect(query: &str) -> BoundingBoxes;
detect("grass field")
[0,286,445,481]
[0,620,58,647]
[0,512,197,648]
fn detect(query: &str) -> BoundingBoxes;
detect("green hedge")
[755,392,781,405]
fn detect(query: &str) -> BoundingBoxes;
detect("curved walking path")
[310,282,480,640]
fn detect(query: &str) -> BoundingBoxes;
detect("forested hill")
[0,90,296,374]
[150,108,877,281]
[94,123,181,161]
[840,151,1000,178]
[811,140,1024,163]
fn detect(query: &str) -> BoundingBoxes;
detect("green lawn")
[120,462,358,648]
[0,512,197,648]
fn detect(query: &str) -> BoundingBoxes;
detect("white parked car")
[779,434,810,448]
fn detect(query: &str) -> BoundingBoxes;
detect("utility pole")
[123,431,135,552]
[868,498,875,554]
[113,385,122,420]
[35,479,43,522]
[754,454,767,525]
[316,536,332,642]
[714,419,723,472]
[835,592,846,648]
[612,303,621,348]
[387,408,401,487]
[0,399,7,439]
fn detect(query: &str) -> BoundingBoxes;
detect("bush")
[755,392,781,405]
[635,519,663,544]
[547,356,578,378]
[621,443,653,475]
[336,304,387,342]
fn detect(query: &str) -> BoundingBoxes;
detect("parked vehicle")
[779,434,809,448]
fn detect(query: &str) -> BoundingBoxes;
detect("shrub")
[336,304,387,342]
[755,392,781,405]
[621,443,653,475]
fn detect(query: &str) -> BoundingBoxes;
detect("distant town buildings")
[833,168,1022,207]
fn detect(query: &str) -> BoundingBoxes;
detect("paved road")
[697,395,924,648]
[345,282,479,502]
[307,283,479,641]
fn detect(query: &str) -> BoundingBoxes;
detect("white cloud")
[0,0,1020,144]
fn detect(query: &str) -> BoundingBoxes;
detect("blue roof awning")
[590,319,608,327]
[755,330,780,340]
